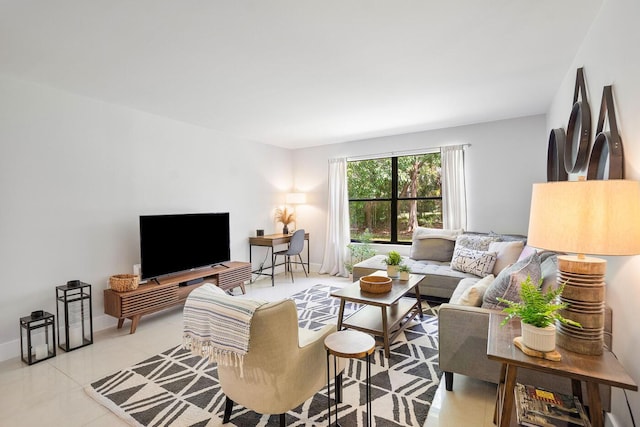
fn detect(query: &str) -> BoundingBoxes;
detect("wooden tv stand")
[103,261,251,334]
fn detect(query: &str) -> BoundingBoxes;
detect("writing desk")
[248,233,309,286]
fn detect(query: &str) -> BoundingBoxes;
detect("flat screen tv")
[139,212,230,280]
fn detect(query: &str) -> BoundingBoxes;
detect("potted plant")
[344,229,376,274]
[398,263,411,281]
[274,207,295,234]
[497,275,581,352]
[383,250,402,278]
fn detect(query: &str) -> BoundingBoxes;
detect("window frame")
[348,152,442,244]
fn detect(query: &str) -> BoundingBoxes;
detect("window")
[347,152,442,243]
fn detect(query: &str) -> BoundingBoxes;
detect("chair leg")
[297,254,308,277]
[279,413,286,426]
[336,372,343,403]
[288,256,294,282]
[223,396,234,423]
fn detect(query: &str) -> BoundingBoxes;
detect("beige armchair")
[217,297,344,426]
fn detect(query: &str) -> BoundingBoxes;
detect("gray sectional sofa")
[352,229,526,299]
[352,227,611,409]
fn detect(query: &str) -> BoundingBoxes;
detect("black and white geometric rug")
[85,284,442,426]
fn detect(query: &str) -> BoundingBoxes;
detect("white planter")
[387,265,399,278]
[521,321,556,352]
[399,271,410,281]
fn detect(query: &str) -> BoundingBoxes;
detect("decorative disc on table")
[513,337,561,361]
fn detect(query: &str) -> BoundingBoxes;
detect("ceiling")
[0,1,602,149]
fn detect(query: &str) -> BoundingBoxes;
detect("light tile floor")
[0,271,496,426]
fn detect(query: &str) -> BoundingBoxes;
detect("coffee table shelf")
[342,299,418,334]
[331,271,425,358]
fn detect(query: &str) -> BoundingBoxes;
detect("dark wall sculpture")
[564,68,592,174]
[587,86,624,180]
[546,68,624,181]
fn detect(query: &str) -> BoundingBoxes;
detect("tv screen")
[139,212,230,280]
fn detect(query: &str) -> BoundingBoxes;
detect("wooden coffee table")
[331,270,425,358]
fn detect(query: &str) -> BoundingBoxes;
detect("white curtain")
[441,145,467,230]
[319,158,350,277]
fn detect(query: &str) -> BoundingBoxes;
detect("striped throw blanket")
[182,283,267,376]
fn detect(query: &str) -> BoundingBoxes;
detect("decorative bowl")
[359,275,393,293]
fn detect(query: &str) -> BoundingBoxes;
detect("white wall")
[547,0,640,424]
[0,76,292,361]
[293,115,547,267]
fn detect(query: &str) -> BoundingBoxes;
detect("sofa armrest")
[438,303,502,389]
[438,303,611,410]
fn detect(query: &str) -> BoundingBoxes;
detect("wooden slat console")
[104,261,251,333]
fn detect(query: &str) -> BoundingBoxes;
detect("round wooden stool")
[324,330,375,427]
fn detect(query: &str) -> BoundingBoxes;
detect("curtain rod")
[345,143,471,162]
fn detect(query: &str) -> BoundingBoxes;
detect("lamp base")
[556,255,605,356]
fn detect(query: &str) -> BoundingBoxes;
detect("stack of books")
[514,383,591,427]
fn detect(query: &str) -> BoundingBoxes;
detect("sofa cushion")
[410,238,456,262]
[410,227,462,262]
[488,240,524,275]
[450,247,497,277]
[353,254,477,298]
[481,252,542,310]
[450,274,495,306]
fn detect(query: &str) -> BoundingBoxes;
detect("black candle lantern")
[20,311,56,365]
[56,280,93,351]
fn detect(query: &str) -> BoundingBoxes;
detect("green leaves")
[384,250,402,266]
[398,263,411,273]
[344,229,376,273]
[497,275,582,329]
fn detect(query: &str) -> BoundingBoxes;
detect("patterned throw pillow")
[450,247,498,277]
[454,234,500,252]
[481,253,542,310]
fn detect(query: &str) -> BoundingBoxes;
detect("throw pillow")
[412,227,463,240]
[517,245,538,262]
[450,274,495,306]
[449,277,475,305]
[453,234,500,252]
[450,247,497,277]
[481,253,542,310]
[459,274,495,306]
[410,238,456,262]
[488,240,525,275]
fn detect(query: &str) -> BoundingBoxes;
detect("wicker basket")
[109,274,140,292]
[359,275,393,294]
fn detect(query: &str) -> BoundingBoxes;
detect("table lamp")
[286,192,307,230]
[286,192,307,205]
[527,179,640,355]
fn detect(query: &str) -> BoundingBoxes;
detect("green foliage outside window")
[348,153,442,243]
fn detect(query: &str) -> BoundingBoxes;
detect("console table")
[487,312,637,427]
[103,261,251,333]
[248,233,309,286]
